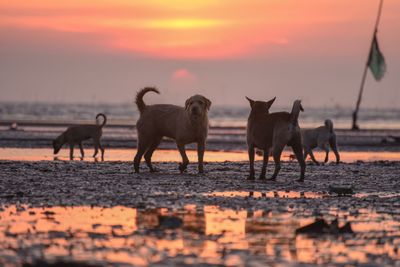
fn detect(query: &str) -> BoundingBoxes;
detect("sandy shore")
[0,160,399,266]
[1,160,399,208]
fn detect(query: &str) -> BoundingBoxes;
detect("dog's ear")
[300,103,304,112]
[185,97,191,110]
[245,96,255,108]
[265,97,276,110]
[204,97,212,110]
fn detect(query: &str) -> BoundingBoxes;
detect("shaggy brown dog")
[133,87,211,173]
[53,113,106,160]
[302,119,340,164]
[246,97,306,181]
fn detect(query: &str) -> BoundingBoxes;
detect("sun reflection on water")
[0,204,399,266]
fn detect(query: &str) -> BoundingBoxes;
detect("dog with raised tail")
[53,113,107,161]
[133,87,211,174]
[246,97,306,182]
[302,119,340,165]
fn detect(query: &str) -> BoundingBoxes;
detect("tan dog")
[246,97,306,182]
[302,119,340,164]
[133,87,211,173]
[53,113,107,160]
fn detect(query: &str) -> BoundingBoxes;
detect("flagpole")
[351,0,384,130]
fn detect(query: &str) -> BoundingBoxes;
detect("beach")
[2,0,400,265]
[0,160,400,266]
[1,104,400,266]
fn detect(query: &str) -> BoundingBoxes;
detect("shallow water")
[0,204,399,266]
[206,190,400,199]
[1,102,400,129]
[1,148,400,162]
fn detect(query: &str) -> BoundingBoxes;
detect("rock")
[296,219,354,235]
[295,219,330,234]
[329,185,354,196]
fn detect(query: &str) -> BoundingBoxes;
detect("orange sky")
[0,0,399,107]
[1,0,398,59]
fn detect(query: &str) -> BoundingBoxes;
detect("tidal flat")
[0,160,399,266]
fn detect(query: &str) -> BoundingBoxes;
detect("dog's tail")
[325,119,334,133]
[289,100,304,124]
[96,113,107,128]
[135,87,160,114]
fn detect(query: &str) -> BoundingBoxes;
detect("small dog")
[53,113,107,160]
[246,97,306,181]
[133,87,211,173]
[302,119,340,164]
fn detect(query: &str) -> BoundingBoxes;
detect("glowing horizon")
[1,0,389,59]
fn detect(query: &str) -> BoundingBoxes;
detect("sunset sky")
[1,0,399,107]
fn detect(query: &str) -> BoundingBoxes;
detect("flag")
[367,34,386,81]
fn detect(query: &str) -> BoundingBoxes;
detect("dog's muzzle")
[190,107,203,119]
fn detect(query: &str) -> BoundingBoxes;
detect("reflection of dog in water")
[133,87,211,173]
[246,97,305,181]
[52,113,107,161]
[302,119,340,165]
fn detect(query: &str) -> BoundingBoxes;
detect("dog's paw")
[149,166,160,173]
[258,175,266,180]
[246,175,255,180]
[267,177,277,182]
[178,163,187,173]
[296,178,305,182]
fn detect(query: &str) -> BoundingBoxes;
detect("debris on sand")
[296,218,354,235]
[328,185,355,196]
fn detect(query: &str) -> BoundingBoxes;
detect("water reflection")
[1,148,400,162]
[0,205,398,266]
[206,191,328,199]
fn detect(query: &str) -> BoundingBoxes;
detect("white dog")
[133,87,211,173]
[302,119,340,164]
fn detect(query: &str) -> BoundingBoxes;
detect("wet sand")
[1,147,400,163]
[0,159,399,266]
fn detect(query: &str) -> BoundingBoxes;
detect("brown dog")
[246,97,306,181]
[133,87,211,173]
[53,113,106,160]
[302,119,340,164]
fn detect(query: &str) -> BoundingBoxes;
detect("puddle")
[1,148,400,163]
[0,205,399,266]
[206,191,328,199]
[206,191,400,199]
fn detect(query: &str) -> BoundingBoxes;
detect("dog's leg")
[79,143,84,159]
[303,147,309,160]
[93,143,99,158]
[291,139,306,182]
[259,148,269,180]
[321,143,329,163]
[269,142,285,181]
[69,144,74,160]
[99,142,105,162]
[144,137,162,172]
[329,135,340,164]
[197,140,205,174]
[134,139,149,173]
[308,149,320,165]
[247,145,255,180]
[177,143,189,173]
